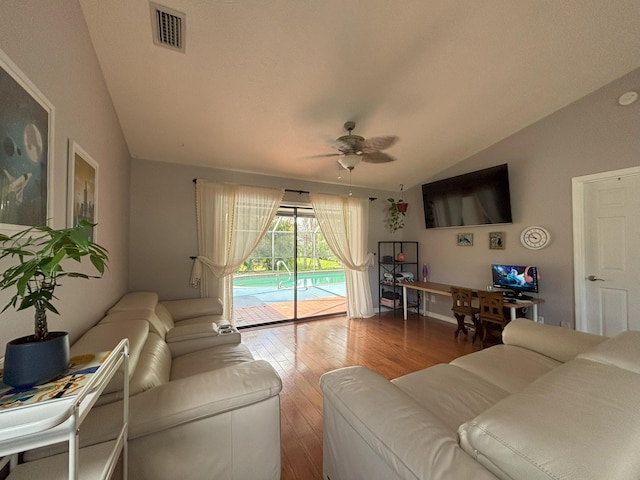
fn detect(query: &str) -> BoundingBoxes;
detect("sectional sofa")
[24,292,283,480]
[321,319,640,480]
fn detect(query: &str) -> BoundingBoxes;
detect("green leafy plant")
[0,220,108,341]
[386,198,407,232]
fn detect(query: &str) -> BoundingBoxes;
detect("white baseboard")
[418,310,456,325]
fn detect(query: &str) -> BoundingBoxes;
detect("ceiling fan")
[315,121,398,170]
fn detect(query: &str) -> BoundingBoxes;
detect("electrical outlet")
[560,321,571,329]
[538,316,544,324]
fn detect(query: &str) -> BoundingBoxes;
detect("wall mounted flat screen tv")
[422,163,513,229]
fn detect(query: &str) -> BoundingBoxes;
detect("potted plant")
[386,198,407,232]
[0,220,108,388]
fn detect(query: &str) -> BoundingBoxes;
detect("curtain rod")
[285,188,376,201]
[194,181,375,200]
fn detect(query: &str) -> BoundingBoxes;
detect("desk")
[401,281,544,322]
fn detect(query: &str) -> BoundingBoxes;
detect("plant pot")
[3,332,70,388]
[396,202,408,213]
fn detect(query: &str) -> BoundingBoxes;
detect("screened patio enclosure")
[233,205,346,327]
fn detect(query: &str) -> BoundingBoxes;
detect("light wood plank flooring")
[241,311,481,480]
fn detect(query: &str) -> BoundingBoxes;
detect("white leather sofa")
[321,319,640,480]
[25,292,282,480]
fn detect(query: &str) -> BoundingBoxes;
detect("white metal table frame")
[0,339,129,480]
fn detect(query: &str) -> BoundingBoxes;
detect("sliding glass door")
[233,205,346,327]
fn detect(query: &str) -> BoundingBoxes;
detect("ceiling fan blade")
[362,151,396,164]
[305,153,343,159]
[361,136,398,153]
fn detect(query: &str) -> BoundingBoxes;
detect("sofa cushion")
[392,364,509,431]
[154,303,176,332]
[100,310,170,339]
[160,297,223,321]
[129,332,172,395]
[108,291,158,314]
[450,344,560,394]
[165,322,219,342]
[577,330,640,374]
[171,344,255,380]
[502,318,607,362]
[175,314,226,328]
[458,358,640,480]
[71,320,149,395]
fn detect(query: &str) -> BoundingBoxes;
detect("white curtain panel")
[190,181,284,322]
[309,193,375,318]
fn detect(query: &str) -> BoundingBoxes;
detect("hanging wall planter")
[385,185,408,232]
[386,198,407,232]
[396,201,408,213]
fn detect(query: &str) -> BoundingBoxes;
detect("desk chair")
[450,286,481,344]
[477,290,510,348]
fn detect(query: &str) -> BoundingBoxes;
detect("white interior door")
[573,167,640,335]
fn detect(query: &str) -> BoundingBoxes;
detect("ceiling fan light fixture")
[338,154,361,170]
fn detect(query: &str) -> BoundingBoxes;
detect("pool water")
[233,270,346,306]
[234,270,345,288]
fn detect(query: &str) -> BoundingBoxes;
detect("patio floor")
[234,297,347,328]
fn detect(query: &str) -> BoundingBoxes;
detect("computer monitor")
[491,264,539,297]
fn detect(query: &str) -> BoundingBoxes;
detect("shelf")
[378,242,419,315]
[8,440,119,479]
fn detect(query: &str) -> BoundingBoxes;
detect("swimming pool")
[233,270,346,307]
[234,270,345,289]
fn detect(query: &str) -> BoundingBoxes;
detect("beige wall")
[129,158,397,300]
[131,69,639,327]
[402,67,640,327]
[0,1,131,348]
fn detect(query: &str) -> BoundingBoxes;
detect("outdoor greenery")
[237,215,341,274]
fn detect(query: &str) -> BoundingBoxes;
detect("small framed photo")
[67,140,98,241]
[489,231,505,249]
[457,233,473,246]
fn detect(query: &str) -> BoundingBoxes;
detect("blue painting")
[0,51,51,228]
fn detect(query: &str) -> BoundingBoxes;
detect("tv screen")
[422,164,512,229]
[491,264,539,294]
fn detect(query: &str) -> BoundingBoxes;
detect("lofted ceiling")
[79,0,640,191]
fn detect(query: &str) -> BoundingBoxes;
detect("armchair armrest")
[320,366,498,480]
[160,296,223,320]
[24,360,282,462]
[166,323,241,357]
[130,359,280,437]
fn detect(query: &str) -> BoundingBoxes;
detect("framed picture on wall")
[68,140,98,241]
[457,233,473,246]
[489,231,505,249]
[0,48,54,230]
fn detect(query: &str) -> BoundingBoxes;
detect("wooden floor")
[241,311,482,480]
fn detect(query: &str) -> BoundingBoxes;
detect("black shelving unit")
[378,241,419,314]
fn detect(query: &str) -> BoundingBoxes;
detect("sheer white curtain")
[190,181,284,322]
[309,193,375,318]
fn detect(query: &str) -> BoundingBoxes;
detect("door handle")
[587,275,604,282]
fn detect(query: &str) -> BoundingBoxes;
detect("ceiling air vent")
[150,2,186,53]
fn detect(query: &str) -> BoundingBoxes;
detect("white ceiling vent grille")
[150,2,186,53]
